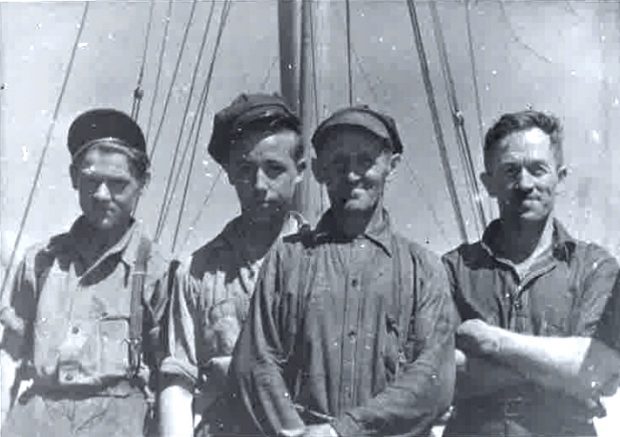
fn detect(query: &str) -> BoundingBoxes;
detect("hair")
[229,118,304,163]
[72,142,150,182]
[483,110,563,172]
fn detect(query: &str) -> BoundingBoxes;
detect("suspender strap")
[128,235,152,377]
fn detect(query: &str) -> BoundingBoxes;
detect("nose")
[93,181,112,201]
[346,166,362,183]
[515,168,535,191]
[253,167,269,192]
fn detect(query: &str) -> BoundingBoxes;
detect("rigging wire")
[0,2,89,300]
[406,0,468,242]
[172,0,232,254]
[428,0,486,236]
[131,0,155,121]
[154,0,216,241]
[464,0,486,150]
[260,54,280,91]
[148,0,199,161]
[344,0,354,105]
[145,0,173,141]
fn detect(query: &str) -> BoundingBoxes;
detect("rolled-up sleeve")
[230,244,305,436]
[160,263,202,386]
[332,248,457,437]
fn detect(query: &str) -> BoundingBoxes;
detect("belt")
[19,378,144,403]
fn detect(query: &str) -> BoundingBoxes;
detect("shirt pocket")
[97,314,131,378]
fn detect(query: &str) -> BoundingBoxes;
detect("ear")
[294,157,307,184]
[311,157,327,184]
[140,171,151,190]
[555,165,567,194]
[480,171,497,198]
[69,164,79,190]
[386,153,401,182]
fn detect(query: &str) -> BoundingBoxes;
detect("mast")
[278,0,324,224]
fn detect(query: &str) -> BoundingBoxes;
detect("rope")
[0,2,90,300]
[406,0,468,243]
[464,0,485,149]
[131,0,155,121]
[429,0,486,236]
[154,0,216,241]
[344,0,354,105]
[171,0,232,254]
[148,0,199,161]
[145,0,173,142]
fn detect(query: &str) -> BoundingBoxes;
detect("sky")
[2,0,620,265]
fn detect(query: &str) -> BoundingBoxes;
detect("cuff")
[331,413,360,437]
[159,357,198,388]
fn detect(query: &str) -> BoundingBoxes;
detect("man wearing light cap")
[230,105,456,437]
[158,93,307,436]
[0,108,169,435]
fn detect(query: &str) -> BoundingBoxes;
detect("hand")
[456,319,502,357]
[304,424,338,437]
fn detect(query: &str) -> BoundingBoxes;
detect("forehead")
[77,145,135,179]
[495,127,555,162]
[318,127,387,158]
[230,129,298,161]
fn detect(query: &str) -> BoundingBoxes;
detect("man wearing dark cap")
[0,108,169,435]
[158,93,307,436]
[230,105,456,437]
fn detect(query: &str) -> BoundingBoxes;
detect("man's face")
[71,146,144,231]
[482,127,566,223]
[313,127,399,214]
[226,129,304,223]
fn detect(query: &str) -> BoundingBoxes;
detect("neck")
[79,218,132,268]
[497,214,554,264]
[332,200,383,239]
[238,210,289,261]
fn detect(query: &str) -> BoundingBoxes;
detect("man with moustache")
[230,105,455,437]
[0,109,169,436]
[158,93,307,436]
[442,110,620,436]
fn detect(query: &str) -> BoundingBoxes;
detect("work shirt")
[1,216,169,395]
[230,209,456,437]
[160,213,304,389]
[442,219,619,437]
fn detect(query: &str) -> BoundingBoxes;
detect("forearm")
[485,329,620,398]
[159,379,194,437]
[0,350,18,424]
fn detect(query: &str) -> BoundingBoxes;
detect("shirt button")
[351,278,359,287]
[65,374,74,382]
[513,301,522,310]
[348,330,357,340]
[71,326,79,334]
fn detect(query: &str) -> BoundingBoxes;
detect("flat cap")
[311,105,404,155]
[67,108,147,160]
[208,93,300,166]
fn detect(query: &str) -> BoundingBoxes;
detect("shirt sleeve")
[331,246,457,437]
[572,245,619,338]
[0,249,40,361]
[159,261,203,387]
[230,243,306,436]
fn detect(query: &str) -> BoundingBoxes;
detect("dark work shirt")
[442,219,619,437]
[230,209,456,437]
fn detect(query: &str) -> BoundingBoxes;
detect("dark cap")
[67,108,147,160]
[311,105,404,155]
[208,93,300,166]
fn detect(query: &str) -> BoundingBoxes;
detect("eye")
[528,162,550,177]
[264,161,287,178]
[107,179,129,193]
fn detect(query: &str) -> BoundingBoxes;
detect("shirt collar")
[481,218,576,262]
[66,216,139,273]
[315,207,393,257]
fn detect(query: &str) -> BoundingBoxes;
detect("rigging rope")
[154,0,216,241]
[0,2,90,301]
[429,0,486,236]
[464,0,486,150]
[131,0,155,121]
[145,0,173,142]
[148,0,199,161]
[406,0,468,242]
[344,0,354,105]
[172,0,232,254]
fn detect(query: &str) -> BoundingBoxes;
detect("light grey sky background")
[2,0,620,266]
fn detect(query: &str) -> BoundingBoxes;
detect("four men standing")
[2,101,620,437]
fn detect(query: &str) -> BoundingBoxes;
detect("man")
[0,108,169,436]
[230,105,455,437]
[158,93,307,436]
[442,110,620,436]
